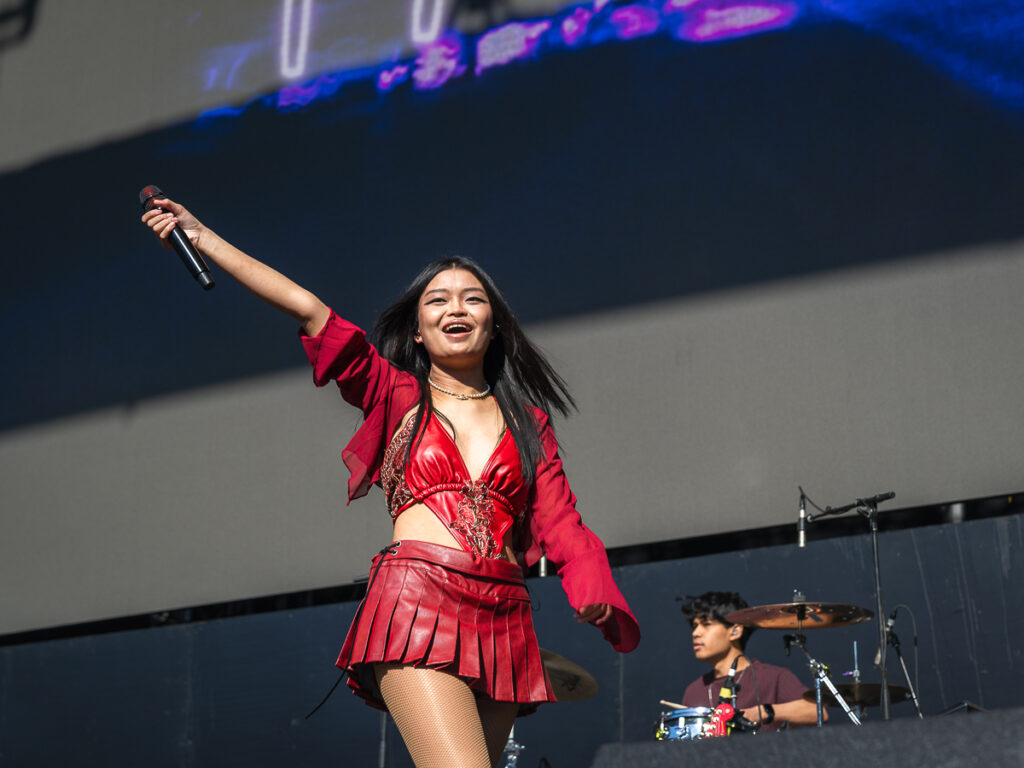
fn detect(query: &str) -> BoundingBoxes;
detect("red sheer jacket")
[300,310,640,653]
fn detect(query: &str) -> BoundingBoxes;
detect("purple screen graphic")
[260,0,803,107]
[192,0,1024,121]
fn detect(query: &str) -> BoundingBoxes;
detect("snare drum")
[654,707,714,741]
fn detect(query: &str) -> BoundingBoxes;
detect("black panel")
[5,512,1020,765]
[0,627,193,767]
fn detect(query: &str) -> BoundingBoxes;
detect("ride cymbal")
[724,602,873,629]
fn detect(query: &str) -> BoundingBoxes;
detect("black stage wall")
[2,507,1021,767]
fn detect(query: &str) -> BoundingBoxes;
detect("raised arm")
[142,197,330,336]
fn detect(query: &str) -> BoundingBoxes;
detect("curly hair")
[679,591,756,650]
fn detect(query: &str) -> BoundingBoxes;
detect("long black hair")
[370,256,575,485]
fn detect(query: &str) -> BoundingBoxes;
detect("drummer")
[679,592,823,730]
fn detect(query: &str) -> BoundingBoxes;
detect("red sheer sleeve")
[525,409,640,653]
[300,310,418,501]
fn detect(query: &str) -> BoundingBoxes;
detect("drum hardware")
[654,707,717,741]
[840,640,868,718]
[783,631,862,727]
[799,489,898,720]
[378,711,388,768]
[502,723,525,768]
[844,640,862,684]
[725,591,872,728]
[884,614,925,719]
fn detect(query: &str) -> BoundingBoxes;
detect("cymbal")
[540,648,599,702]
[724,602,873,629]
[802,683,910,708]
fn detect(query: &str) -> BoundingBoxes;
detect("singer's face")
[415,268,494,368]
[690,618,738,662]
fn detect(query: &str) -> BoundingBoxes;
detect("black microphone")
[719,656,741,705]
[874,608,898,666]
[797,491,807,548]
[139,185,215,290]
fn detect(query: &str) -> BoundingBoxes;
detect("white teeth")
[443,323,470,333]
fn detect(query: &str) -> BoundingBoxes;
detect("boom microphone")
[798,491,807,548]
[719,656,741,705]
[139,185,215,290]
[858,491,895,507]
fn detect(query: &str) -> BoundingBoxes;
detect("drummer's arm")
[742,697,826,727]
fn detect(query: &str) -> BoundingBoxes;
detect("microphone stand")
[502,722,524,768]
[888,627,924,719]
[806,492,894,721]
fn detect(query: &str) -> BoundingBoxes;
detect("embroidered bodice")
[380,412,528,559]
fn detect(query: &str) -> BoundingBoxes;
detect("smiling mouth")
[442,322,472,334]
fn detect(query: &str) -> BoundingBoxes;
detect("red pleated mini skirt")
[336,540,557,711]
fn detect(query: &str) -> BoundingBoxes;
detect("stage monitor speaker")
[591,707,1024,767]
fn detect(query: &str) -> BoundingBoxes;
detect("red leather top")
[379,412,527,559]
[300,310,641,653]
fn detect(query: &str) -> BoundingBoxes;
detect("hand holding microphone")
[139,185,215,290]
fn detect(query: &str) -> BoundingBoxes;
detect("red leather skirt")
[337,540,557,710]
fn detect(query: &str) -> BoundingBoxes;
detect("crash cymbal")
[802,683,910,708]
[724,602,873,629]
[540,648,599,702]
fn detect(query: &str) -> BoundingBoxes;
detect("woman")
[142,199,640,768]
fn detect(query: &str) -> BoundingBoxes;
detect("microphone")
[797,491,807,548]
[874,608,898,666]
[139,185,215,290]
[719,656,741,705]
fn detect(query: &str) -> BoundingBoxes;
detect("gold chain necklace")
[428,378,492,400]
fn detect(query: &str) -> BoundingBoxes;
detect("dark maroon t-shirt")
[681,660,809,731]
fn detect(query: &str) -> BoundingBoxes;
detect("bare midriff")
[390,503,519,563]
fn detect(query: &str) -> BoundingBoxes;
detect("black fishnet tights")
[376,663,519,768]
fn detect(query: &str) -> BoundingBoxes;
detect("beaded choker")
[428,378,492,400]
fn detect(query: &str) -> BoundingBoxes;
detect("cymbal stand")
[888,627,924,719]
[502,722,525,768]
[784,632,861,726]
[842,640,866,720]
[377,712,388,768]
[806,491,895,720]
